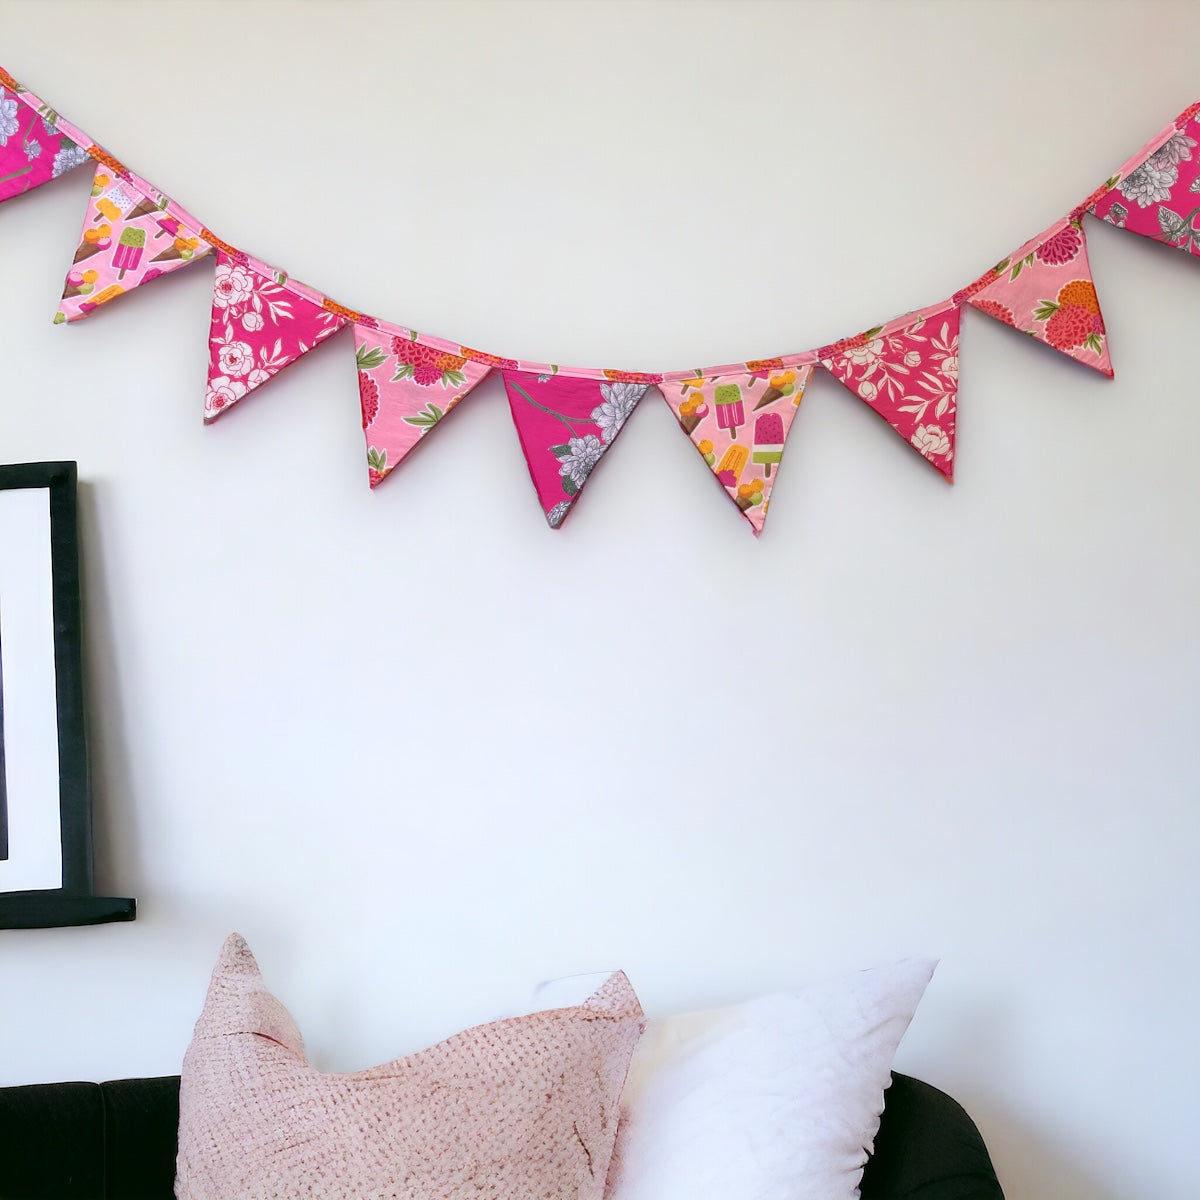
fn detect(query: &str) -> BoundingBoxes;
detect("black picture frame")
[0,462,134,929]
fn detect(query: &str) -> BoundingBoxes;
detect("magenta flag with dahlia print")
[959,216,1113,377]
[818,301,961,480]
[204,251,349,422]
[354,325,493,487]
[660,361,814,535]
[0,71,91,204]
[501,371,649,528]
[58,162,212,323]
[1090,102,1200,258]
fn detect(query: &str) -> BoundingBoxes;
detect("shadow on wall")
[77,479,143,900]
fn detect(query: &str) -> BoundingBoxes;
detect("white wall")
[1,2,1197,1197]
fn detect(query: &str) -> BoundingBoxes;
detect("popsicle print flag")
[501,371,650,527]
[204,250,349,422]
[959,215,1113,377]
[0,69,90,204]
[661,361,814,535]
[1090,102,1200,258]
[58,161,213,323]
[354,325,494,488]
[818,301,961,480]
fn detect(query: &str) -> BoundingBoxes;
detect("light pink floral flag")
[956,216,1112,377]
[817,300,961,480]
[659,359,815,535]
[57,161,212,323]
[0,70,91,204]
[204,250,349,423]
[1090,101,1200,257]
[501,370,651,528]
[354,324,494,488]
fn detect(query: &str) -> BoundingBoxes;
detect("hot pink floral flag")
[501,371,651,527]
[1090,101,1200,257]
[818,301,961,480]
[0,70,91,204]
[957,216,1113,377]
[355,324,494,487]
[659,359,815,535]
[204,250,349,423]
[57,161,212,323]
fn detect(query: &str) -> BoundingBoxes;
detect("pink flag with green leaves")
[354,324,494,487]
[818,301,961,480]
[501,371,649,528]
[204,251,349,422]
[958,215,1112,377]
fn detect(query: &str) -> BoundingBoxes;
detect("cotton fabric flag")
[204,251,349,422]
[817,301,961,480]
[0,71,90,204]
[959,216,1112,377]
[57,162,212,323]
[1090,102,1200,258]
[660,360,814,535]
[355,324,494,487]
[501,371,648,527]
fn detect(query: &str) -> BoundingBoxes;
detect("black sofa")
[0,1071,1004,1200]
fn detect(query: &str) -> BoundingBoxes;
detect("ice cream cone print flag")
[355,324,494,488]
[501,371,650,528]
[661,360,814,535]
[205,251,349,422]
[818,300,961,480]
[959,215,1113,377]
[57,162,212,323]
[0,69,91,203]
[1090,101,1200,258]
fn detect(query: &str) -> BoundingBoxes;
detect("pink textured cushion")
[175,935,643,1200]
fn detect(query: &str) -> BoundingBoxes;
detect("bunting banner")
[1,63,1198,536]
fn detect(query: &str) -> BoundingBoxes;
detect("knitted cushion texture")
[175,935,643,1200]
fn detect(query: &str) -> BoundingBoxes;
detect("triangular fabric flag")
[958,215,1113,377]
[660,360,814,535]
[204,250,349,422]
[0,71,91,204]
[57,161,212,323]
[355,325,494,487]
[1089,102,1200,257]
[817,301,961,480]
[500,370,649,527]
